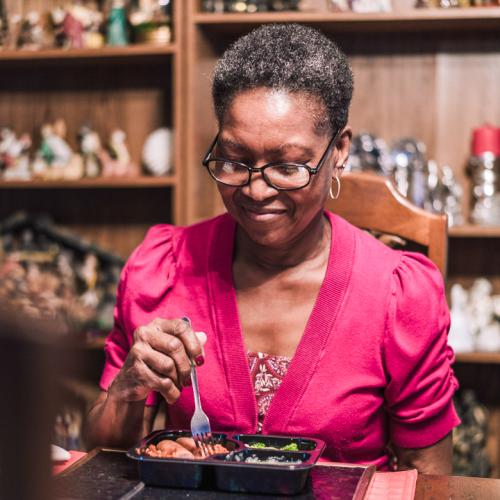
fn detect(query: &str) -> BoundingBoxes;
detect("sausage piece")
[156,439,194,459]
[176,437,198,453]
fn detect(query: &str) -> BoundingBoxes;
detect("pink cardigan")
[100,211,460,468]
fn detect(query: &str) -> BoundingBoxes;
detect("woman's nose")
[241,170,278,201]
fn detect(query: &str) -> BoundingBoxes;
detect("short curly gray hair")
[212,23,353,134]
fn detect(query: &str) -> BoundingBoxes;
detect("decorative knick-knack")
[0,128,32,181]
[79,125,102,178]
[62,10,84,49]
[107,0,128,46]
[142,127,173,176]
[99,129,138,177]
[0,0,8,47]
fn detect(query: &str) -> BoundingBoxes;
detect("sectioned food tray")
[127,430,326,495]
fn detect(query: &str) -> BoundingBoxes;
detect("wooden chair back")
[327,172,448,276]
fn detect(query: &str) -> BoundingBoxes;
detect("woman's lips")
[241,206,287,221]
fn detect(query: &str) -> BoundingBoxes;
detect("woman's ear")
[335,126,352,174]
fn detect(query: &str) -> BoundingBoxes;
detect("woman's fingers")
[127,317,207,404]
[130,350,181,404]
[141,346,180,388]
[145,323,192,387]
[195,331,207,349]
[155,318,204,361]
[147,370,181,405]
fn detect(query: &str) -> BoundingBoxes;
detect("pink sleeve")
[383,252,460,448]
[98,225,177,407]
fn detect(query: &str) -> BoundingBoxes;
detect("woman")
[85,23,459,473]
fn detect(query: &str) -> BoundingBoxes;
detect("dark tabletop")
[54,449,500,500]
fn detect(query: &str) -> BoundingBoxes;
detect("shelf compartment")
[193,8,500,32]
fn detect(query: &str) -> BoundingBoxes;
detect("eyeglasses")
[202,128,341,191]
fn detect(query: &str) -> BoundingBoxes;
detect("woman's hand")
[108,318,207,405]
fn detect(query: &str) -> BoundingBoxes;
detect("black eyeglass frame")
[202,127,342,192]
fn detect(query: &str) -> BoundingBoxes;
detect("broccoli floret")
[249,442,267,448]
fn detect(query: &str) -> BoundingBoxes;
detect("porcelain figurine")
[0,128,32,181]
[448,283,475,353]
[79,253,99,308]
[475,323,500,352]
[107,0,128,46]
[82,5,104,49]
[99,129,138,177]
[17,11,45,50]
[62,10,84,49]
[142,127,173,176]
[79,125,102,178]
[40,120,73,168]
[50,7,66,47]
[68,4,104,49]
[129,0,172,45]
[35,119,84,180]
[0,0,8,48]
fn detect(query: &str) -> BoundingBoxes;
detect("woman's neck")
[234,212,331,272]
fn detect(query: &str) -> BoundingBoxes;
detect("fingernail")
[195,355,205,366]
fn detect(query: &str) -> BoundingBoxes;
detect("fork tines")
[193,432,216,457]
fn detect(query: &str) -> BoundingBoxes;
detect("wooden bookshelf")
[0,0,185,254]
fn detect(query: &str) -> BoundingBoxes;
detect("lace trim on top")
[247,351,292,433]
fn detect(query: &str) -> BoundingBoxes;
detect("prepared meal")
[136,436,229,459]
[128,430,327,495]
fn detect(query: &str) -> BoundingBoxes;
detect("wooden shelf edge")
[193,8,500,31]
[455,352,500,364]
[0,176,178,189]
[0,43,177,62]
[449,225,500,238]
[194,7,500,23]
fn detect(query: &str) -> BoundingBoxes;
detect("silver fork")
[190,360,215,456]
[182,317,214,457]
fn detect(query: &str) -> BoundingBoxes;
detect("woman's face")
[216,88,349,248]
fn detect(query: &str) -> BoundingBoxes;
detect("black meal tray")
[127,430,326,495]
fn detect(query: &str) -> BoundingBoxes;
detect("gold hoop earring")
[329,175,341,200]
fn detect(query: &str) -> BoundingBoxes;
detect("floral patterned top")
[247,351,292,432]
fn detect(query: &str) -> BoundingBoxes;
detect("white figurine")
[448,283,475,353]
[142,127,173,176]
[0,128,32,181]
[40,121,72,168]
[475,323,500,352]
[79,125,102,178]
[468,278,495,337]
